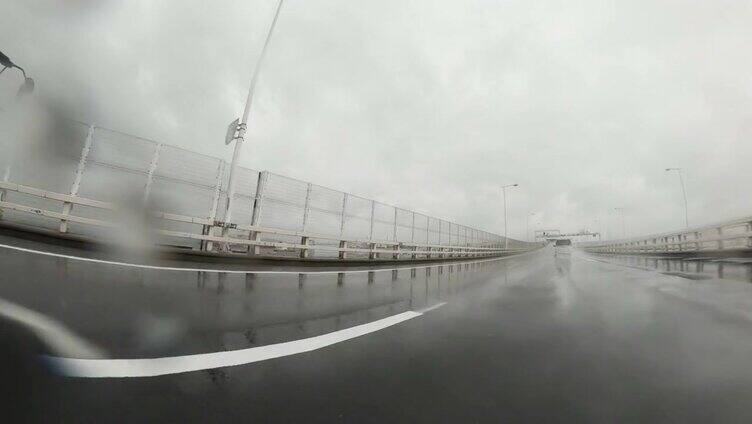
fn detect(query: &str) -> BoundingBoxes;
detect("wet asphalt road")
[5,240,752,422]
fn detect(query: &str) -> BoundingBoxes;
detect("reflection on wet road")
[592,253,752,282]
[0,244,506,359]
[5,242,752,422]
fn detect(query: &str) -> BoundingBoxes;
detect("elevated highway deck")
[4,233,752,422]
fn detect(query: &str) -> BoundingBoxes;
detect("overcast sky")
[2,0,752,241]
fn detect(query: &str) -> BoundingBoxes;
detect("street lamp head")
[0,51,34,98]
[0,50,13,69]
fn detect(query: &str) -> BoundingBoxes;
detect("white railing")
[578,217,752,255]
[0,119,541,260]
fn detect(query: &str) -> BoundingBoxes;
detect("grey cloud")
[1,0,750,241]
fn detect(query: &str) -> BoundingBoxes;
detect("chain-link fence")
[0,117,538,258]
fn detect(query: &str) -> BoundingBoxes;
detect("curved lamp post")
[224,0,285,226]
[665,167,688,228]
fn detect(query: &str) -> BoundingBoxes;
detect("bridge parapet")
[0,118,542,260]
[577,218,752,255]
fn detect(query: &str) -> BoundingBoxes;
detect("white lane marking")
[46,303,446,378]
[0,241,530,275]
[0,298,104,359]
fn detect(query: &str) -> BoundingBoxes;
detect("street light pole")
[502,183,518,250]
[665,167,689,228]
[224,0,285,226]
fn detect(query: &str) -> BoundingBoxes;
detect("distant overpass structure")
[535,230,601,243]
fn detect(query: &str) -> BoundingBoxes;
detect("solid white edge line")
[45,309,437,378]
[0,242,533,275]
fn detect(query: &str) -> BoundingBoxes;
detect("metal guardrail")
[0,119,540,260]
[577,217,752,254]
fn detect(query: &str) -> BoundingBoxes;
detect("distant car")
[554,239,572,256]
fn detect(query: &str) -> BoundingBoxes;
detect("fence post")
[717,227,724,250]
[448,222,453,257]
[446,222,451,257]
[369,200,376,259]
[142,143,162,203]
[425,217,431,259]
[464,226,468,257]
[60,124,95,234]
[301,183,312,232]
[694,232,701,251]
[410,213,417,259]
[203,161,225,251]
[411,212,415,243]
[248,171,269,255]
[0,166,10,220]
[438,220,442,249]
[392,208,399,259]
[300,182,313,258]
[392,208,398,242]
[338,193,348,259]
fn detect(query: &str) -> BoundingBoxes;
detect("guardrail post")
[300,236,311,259]
[60,124,95,234]
[0,166,10,220]
[339,240,347,259]
[248,171,269,255]
[203,161,225,252]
